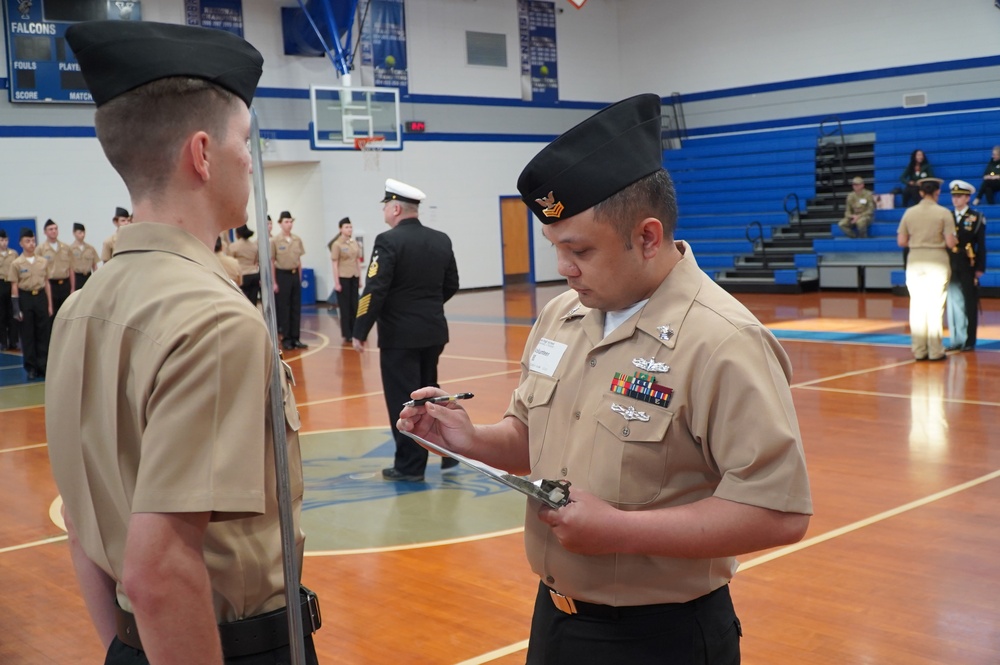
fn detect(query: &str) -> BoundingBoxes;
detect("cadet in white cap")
[353,178,460,481]
[837,176,875,238]
[897,178,958,360]
[945,179,987,351]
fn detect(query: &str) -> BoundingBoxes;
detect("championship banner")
[518,0,557,103]
[359,0,408,94]
[184,0,244,38]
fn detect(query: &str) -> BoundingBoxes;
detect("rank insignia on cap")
[535,192,565,219]
[632,357,669,373]
[610,371,673,408]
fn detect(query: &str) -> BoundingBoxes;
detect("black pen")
[403,392,474,407]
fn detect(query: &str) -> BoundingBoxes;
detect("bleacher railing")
[818,116,848,213]
[746,221,768,269]
[784,192,803,239]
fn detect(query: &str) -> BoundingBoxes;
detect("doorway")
[499,196,533,284]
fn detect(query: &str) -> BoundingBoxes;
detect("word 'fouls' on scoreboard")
[4,0,141,103]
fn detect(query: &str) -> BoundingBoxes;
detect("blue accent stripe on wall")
[0,126,96,138]
[668,54,1000,104]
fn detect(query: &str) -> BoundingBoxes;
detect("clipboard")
[400,430,571,509]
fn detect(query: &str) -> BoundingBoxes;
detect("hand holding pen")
[403,392,474,407]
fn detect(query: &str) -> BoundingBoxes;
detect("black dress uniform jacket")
[353,218,459,347]
[950,207,987,276]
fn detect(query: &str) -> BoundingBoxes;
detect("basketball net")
[355,136,385,171]
[567,0,587,7]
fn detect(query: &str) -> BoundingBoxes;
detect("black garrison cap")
[65,21,264,108]
[114,207,130,218]
[20,228,34,239]
[73,223,85,232]
[517,94,663,224]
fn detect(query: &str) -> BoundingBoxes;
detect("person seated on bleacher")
[900,149,933,207]
[972,145,1000,206]
[837,176,875,238]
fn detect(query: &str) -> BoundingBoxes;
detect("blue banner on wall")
[360,0,408,94]
[518,0,558,103]
[184,0,244,38]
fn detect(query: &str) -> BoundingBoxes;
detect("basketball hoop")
[354,136,385,171]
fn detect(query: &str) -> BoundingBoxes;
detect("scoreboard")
[3,0,142,104]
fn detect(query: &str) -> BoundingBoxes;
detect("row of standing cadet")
[0,211,130,379]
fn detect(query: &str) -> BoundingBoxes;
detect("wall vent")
[903,92,928,108]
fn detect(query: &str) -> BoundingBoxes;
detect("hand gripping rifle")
[249,108,308,665]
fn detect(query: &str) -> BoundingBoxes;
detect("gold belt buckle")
[31,289,39,296]
[549,589,577,615]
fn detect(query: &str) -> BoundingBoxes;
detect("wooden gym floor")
[1,285,999,664]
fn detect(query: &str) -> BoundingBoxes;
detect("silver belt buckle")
[549,589,577,615]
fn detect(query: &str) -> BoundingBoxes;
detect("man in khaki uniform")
[101,207,131,263]
[71,222,100,289]
[9,228,52,379]
[271,211,307,350]
[38,218,75,315]
[398,95,812,664]
[0,230,19,350]
[897,178,957,361]
[227,224,260,304]
[838,176,876,238]
[46,21,319,665]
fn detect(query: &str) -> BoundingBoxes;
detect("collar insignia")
[535,191,565,219]
[657,325,674,341]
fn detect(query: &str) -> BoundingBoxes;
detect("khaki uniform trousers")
[905,248,950,359]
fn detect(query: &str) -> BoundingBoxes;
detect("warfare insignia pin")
[535,191,565,219]
[611,403,650,422]
[657,325,674,341]
[632,357,669,373]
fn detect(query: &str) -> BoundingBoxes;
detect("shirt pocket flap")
[594,392,671,442]
[524,373,558,410]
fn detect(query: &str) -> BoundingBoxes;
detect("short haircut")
[0,229,7,239]
[94,77,236,199]
[592,169,678,248]
[44,219,56,229]
[397,201,419,215]
[920,180,941,195]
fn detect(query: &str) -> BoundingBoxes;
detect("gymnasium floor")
[1,284,998,664]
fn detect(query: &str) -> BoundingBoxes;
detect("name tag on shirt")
[529,338,567,377]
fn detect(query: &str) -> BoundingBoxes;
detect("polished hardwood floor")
[1,285,998,664]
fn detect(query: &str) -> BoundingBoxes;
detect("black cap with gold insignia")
[65,21,264,108]
[517,94,663,224]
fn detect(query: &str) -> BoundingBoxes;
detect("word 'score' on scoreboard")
[3,0,141,103]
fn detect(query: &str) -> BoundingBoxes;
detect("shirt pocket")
[591,392,673,505]
[523,373,558,468]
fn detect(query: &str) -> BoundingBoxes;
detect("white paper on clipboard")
[400,430,570,509]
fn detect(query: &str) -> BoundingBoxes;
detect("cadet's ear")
[187,131,212,182]
[636,217,664,258]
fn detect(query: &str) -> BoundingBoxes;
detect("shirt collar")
[114,222,230,282]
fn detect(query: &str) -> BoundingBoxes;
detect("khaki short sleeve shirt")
[0,249,17,282]
[101,234,117,263]
[505,252,812,606]
[330,237,361,278]
[271,233,305,270]
[227,237,260,275]
[11,255,48,291]
[38,240,73,279]
[897,198,956,249]
[71,241,100,274]
[46,222,304,622]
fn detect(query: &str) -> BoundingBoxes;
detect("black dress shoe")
[293,340,308,349]
[281,340,295,350]
[926,355,947,362]
[945,345,963,352]
[962,343,976,351]
[382,467,424,482]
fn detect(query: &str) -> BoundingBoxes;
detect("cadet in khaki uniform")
[329,217,364,344]
[101,207,131,263]
[38,218,75,315]
[9,228,52,379]
[837,176,876,238]
[399,95,812,664]
[46,21,320,664]
[71,222,100,288]
[271,211,307,350]
[897,178,957,361]
[227,224,260,304]
[0,230,19,350]
[215,237,243,286]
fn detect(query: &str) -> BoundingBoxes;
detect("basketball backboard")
[309,85,402,150]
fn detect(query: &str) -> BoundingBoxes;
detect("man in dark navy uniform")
[945,179,987,352]
[353,179,460,481]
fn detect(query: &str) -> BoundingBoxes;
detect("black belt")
[115,586,321,659]
[22,289,43,297]
[546,583,726,620]
[277,268,299,275]
[50,278,67,285]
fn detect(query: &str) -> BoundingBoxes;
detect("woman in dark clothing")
[973,145,1000,205]
[900,149,933,207]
